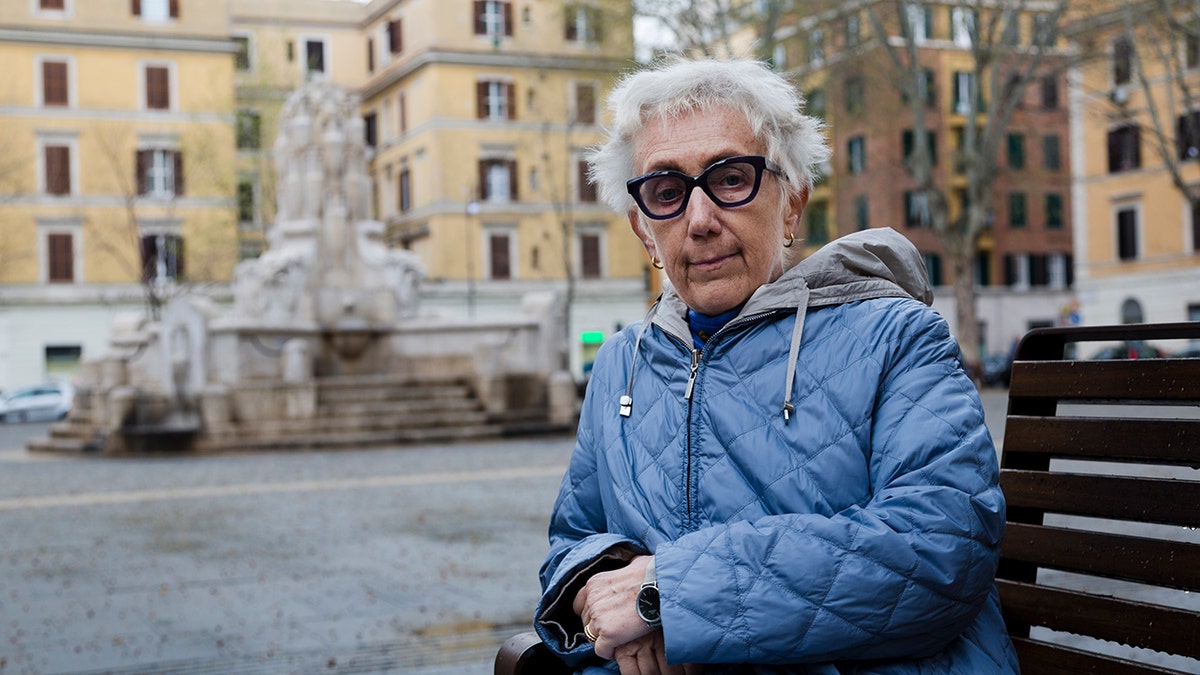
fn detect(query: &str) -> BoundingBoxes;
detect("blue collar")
[687,306,741,350]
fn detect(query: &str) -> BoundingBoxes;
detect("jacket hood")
[621,227,935,422]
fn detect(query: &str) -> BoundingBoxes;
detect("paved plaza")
[0,392,1011,674]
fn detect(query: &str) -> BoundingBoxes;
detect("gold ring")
[583,622,598,643]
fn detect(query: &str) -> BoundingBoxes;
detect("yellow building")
[0,0,238,387]
[1067,0,1200,336]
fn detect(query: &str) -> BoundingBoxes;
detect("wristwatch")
[636,580,661,627]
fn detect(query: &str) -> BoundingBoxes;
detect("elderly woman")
[534,58,1018,675]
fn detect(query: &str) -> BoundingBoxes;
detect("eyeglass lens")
[634,158,763,219]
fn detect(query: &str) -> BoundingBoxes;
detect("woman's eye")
[654,186,683,202]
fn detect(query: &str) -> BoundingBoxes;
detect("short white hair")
[587,57,830,214]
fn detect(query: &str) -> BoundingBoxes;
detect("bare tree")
[858,0,1072,377]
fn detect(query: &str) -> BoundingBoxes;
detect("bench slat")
[998,579,1200,658]
[1001,470,1200,527]
[1004,416,1200,465]
[1010,637,1189,675]
[1001,522,1200,592]
[1008,360,1200,401]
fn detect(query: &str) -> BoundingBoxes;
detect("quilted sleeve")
[653,305,1005,665]
[533,335,644,665]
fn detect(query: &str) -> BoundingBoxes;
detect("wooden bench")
[496,321,1200,675]
[998,321,1200,674]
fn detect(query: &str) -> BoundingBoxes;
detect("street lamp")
[466,199,479,318]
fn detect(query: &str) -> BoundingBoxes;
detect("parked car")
[0,381,75,423]
[1087,341,1169,360]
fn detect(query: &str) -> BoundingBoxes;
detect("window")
[40,0,65,9]
[901,68,935,107]
[845,13,861,48]
[233,35,251,71]
[1187,29,1200,70]
[854,195,869,230]
[1177,111,1200,160]
[902,129,937,165]
[1007,133,1025,170]
[144,64,170,110]
[47,232,74,283]
[41,59,69,106]
[398,92,407,134]
[237,109,261,150]
[363,112,377,147]
[574,82,596,125]
[577,160,596,202]
[237,180,256,226]
[808,29,825,66]
[1193,200,1200,253]
[1005,253,1031,288]
[566,5,601,43]
[953,71,976,114]
[904,190,931,227]
[975,251,991,286]
[43,144,71,195]
[1041,74,1058,109]
[845,76,864,114]
[367,37,375,73]
[398,167,411,212]
[1113,36,1133,86]
[798,200,826,244]
[477,80,515,120]
[141,233,183,282]
[847,136,865,174]
[132,0,178,21]
[923,253,943,286]
[1001,12,1019,46]
[487,231,512,279]
[136,149,182,197]
[1047,253,1070,289]
[1043,135,1061,170]
[951,7,975,47]
[807,88,826,116]
[387,19,402,54]
[1032,14,1054,46]
[579,232,602,278]
[904,3,930,43]
[1046,193,1064,229]
[304,38,326,78]
[1107,124,1141,172]
[1009,193,1027,228]
[1116,207,1138,260]
[479,159,517,202]
[474,0,512,39]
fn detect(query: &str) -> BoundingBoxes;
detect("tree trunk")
[950,246,980,384]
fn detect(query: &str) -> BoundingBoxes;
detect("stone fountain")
[32,80,575,455]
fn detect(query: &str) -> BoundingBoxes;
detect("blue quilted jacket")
[535,228,1019,674]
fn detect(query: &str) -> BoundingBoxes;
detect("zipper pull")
[684,349,701,401]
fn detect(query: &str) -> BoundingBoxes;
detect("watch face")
[636,585,661,624]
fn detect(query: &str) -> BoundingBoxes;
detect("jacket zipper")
[683,348,700,520]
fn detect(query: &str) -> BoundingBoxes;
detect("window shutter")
[507,160,518,199]
[473,0,487,34]
[476,82,488,119]
[45,145,69,195]
[48,233,73,283]
[132,0,141,15]
[367,38,375,72]
[506,82,516,120]
[169,0,178,17]
[581,234,600,278]
[43,61,68,106]
[478,161,488,200]
[174,237,185,280]
[173,151,184,196]
[140,235,155,282]
[136,150,148,195]
[389,20,402,54]
[578,161,596,202]
[576,84,595,124]
[503,2,513,36]
[1004,254,1016,286]
[565,9,577,41]
[146,66,169,110]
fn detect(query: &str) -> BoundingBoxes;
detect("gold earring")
[783,232,796,248]
[651,256,664,269]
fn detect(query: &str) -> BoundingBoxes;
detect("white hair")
[587,57,830,214]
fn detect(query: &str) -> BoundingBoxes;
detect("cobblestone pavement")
[0,391,1014,675]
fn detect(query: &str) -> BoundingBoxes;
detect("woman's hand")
[573,554,654,659]
[612,631,703,675]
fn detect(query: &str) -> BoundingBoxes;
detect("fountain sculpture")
[32,80,575,454]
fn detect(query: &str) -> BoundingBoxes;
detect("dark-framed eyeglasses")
[626,155,784,220]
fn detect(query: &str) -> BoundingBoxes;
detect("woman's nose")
[685,186,722,236]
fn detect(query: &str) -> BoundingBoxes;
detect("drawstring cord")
[781,287,810,422]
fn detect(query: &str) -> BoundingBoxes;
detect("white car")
[0,381,75,423]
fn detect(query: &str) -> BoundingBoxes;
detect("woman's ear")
[629,209,657,260]
[787,185,809,232]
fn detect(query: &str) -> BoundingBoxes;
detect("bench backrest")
[997,322,1200,674]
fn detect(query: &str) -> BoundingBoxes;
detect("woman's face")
[629,106,805,316]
